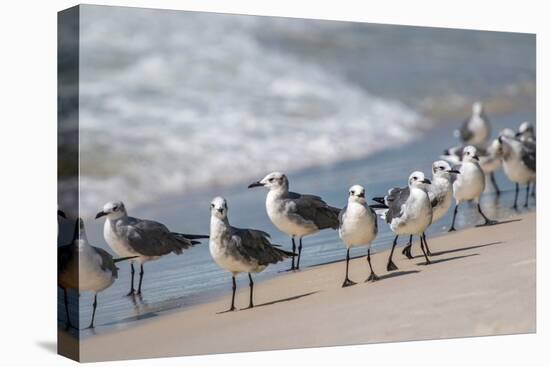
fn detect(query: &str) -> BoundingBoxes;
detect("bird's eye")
[269,178,274,182]
[440,166,444,170]
[413,176,418,180]
[350,191,354,195]
[211,203,215,208]
[112,206,118,211]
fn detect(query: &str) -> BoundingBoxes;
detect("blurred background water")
[58,5,535,336]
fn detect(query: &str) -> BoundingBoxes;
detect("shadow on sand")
[417,253,479,266]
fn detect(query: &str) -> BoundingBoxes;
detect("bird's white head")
[518,121,533,134]
[210,196,228,220]
[408,171,431,189]
[499,128,515,138]
[462,146,480,163]
[248,171,289,191]
[95,201,127,220]
[432,160,460,178]
[348,184,366,204]
[472,101,483,115]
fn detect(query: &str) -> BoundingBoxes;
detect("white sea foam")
[74,9,426,215]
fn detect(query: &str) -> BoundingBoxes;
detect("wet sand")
[73,211,536,362]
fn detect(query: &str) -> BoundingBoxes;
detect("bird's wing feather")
[287,192,340,230]
[125,217,194,256]
[231,227,293,265]
[384,186,410,224]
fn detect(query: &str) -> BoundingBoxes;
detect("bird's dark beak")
[248,181,264,189]
[95,211,107,219]
[422,178,432,184]
[447,169,460,174]
[57,209,66,218]
[358,193,365,198]
[216,208,224,214]
[498,136,503,143]
[472,155,480,161]
[515,132,522,137]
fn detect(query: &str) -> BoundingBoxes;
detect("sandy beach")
[71,211,535,362]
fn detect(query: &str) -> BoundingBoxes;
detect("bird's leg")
[490,172,501,196]
[513,183,519,210]
[290,237,296,270]
[423,232,433,257]
[136,264,144,295]
[524,183,530,208]
[402,235,413,259]
[296,237,303,270]
[419,235,431,265]
[246,273,254,309]
[477,203,496,226]
[88,293,97,329]
[342,248,356,287]
[227,276,236,312]
[386,236,399,271]
[366,248,379,282]
[62,287,72,329]
[531,182,536,198]
[126,263,135,296]
[449,204,459,232]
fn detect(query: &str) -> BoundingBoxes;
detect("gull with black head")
[209,196,295,311]
[95,201,208,296]
[248,172,340,270]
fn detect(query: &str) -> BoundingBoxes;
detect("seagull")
[454,101,491,148]
[375,171,433,271]
[209,196,295,311]
[95,201,208,296]
[398,161,459,258]
[495,135,536,209]
[338,185,379,287]
[58,218,136,329]
[516,121,536,143]
[449,146,496,231]
[248,172,340,270]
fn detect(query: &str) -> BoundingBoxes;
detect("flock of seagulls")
[58,102,536,328]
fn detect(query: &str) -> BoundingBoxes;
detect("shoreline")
[73,211,536,362]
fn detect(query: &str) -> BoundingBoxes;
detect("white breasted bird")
[338,185,379,287]
[375,171,433,272]
[58,218,135,329]
[209,197,295,311]
[248,172,340,270]
[449,146,496,231]
[95,201,208,296]
[454,101,491,147]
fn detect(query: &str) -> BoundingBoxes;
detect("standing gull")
[516,121,536,143]
[338,185,379,287]
[399,161,459,258]
[95,201,208,296]
[454,101,491,148]
[495,135,536,209]
[449,146,496,231]
[209,197,294,311]
[375,171,433,271]
[248,172,340,270]
[58,218,135,328]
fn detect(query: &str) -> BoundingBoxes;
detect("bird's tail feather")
[372,197,386,205]
[113,256,139,263]
[175,233,209,239]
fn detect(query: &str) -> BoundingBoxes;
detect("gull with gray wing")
[209,196,295,311]
[495,134,536,209]
[248,172,340,270]
[95,201,208,296]
[58,218,135,329]
[374,171,433,272]
[454,101,491,148]
[449,146,496,231]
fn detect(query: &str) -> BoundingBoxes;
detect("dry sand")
[70,212,535,362]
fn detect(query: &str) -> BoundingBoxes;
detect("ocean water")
[58,5,535,336]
